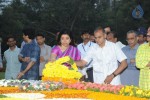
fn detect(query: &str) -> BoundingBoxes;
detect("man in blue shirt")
[18,28,40,80]
[121,30,139,86]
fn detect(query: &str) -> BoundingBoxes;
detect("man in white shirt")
[4,36,21,79]
[77,31,96,82]
[76,27,127,85]
[36,33,52,79]
[106,31,125,49]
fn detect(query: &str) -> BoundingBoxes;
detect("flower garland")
[67,82,123,94]
[0,79,150,99]
[20,81,64,91]
[87,92,148,100]
[41,89,92,98]
[119,85,150,99]
[42,56,82,83]
[0,87,21,94]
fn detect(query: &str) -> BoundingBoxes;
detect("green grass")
[0,72,5,79]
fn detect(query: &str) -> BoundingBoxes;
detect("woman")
[50,30,81,61]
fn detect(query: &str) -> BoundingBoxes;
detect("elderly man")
[121,30,139,86]
[75,27,127,85]
[136,31,150,90]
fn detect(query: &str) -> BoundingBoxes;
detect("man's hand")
[104,74,114,84]
[22,57,30,62]
[130,58,135,64]
[17,71,25,79]
[40,56,45,63]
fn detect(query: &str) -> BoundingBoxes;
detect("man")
[121,30,139,86]
[136,31,150,90]
[3,36,21,79]
[76,27,127,85]
[36,33,51,79]
[89,33,95,43]
[106,31,125,49]
[77,31,96,82]
[104,26,111,34]
[147,26,150,33]
[137,27,147,45]
[18,28,40,80]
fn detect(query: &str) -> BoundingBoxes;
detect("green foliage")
[0,0,150,46]
[0,94,7,98]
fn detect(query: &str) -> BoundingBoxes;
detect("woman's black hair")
[57,29,75,46]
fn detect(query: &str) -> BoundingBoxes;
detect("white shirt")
[4,46,21,79]
[116,41,126,49]
[39,44,51,76]
[77,41,96,76]
[83,40,127,85]
[77,41,96,61]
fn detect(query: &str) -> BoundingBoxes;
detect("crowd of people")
[0,26,150,90]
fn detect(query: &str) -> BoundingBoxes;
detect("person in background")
[3,36,21,79]
[75,27,127,85]
[136,31,150,90]
[104,26,111,34]
[106,31,125,49]
[89,33,95,43]
[18,28,40,80]
[147,26,150,33]
[121,30,139,86]
[137,27,147,45]
[77,31,96,82]
[36,33,52,79]
[49,30,81,62]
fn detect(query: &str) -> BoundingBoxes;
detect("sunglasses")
[147,35,150,38]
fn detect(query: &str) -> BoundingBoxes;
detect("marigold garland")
[87,92,148,100]
[42,56,82,83]
[42,77,78,85]
[41,89,92,98]
[0,87,21,94]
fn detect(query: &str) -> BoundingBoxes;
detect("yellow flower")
[42,56,82,81]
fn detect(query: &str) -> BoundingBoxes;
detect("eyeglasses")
[126,38,135,41]
[147,35,150,38]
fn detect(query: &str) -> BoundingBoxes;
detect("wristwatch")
[112,73,117,77]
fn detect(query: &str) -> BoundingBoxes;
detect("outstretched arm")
[75,60,87,68]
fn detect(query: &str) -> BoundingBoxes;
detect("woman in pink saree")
[50,30,81,61]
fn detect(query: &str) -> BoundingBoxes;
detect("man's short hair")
[36,33,45,38]
[81,31,90,35]
[127,30,138,37]
[6,35,16,41]
[94,26,105,34]
[107,31,118,38]
[22,28,35,39]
